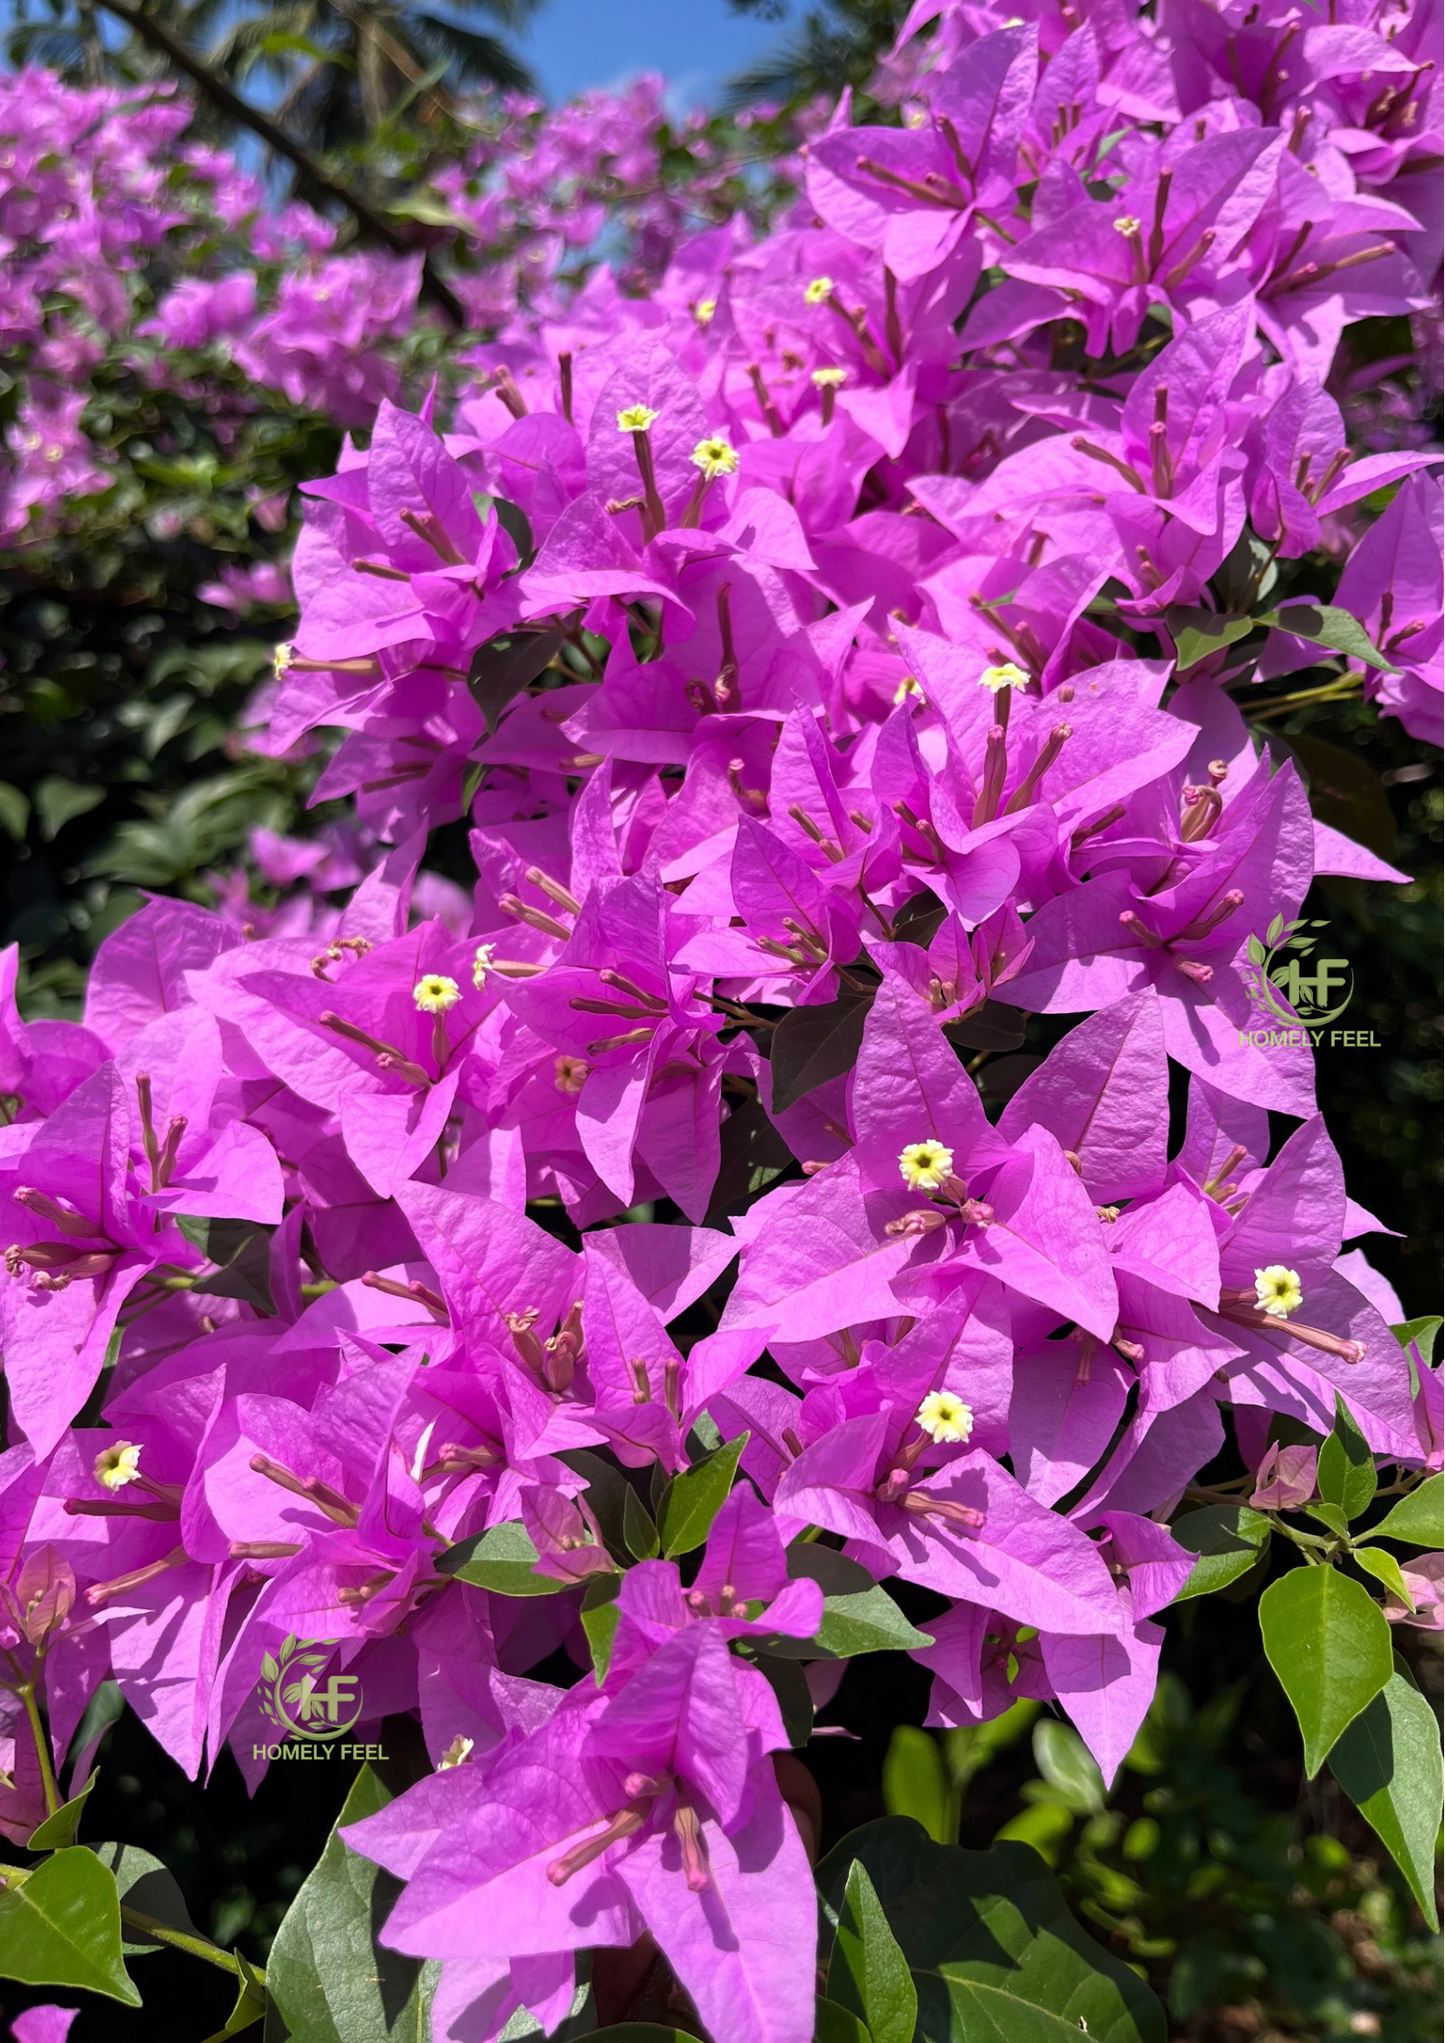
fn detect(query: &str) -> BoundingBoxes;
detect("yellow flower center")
[1113,215,1143,236]
[414,973,461,1014]
[917,1391,974,1444]
[804,276,835,305]
[980,661,1029,693]
[273,641,294,678]
[811,366,847,387]
[95,1441,142,1491]
[899,1139,954,1192]
[1254,1265,1303,1318]
[694,298,717,326]
[616,403,660,433]
[894,674,924,704]
[691,436,740,480]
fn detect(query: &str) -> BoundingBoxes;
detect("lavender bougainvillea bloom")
[0,7,1438,2036]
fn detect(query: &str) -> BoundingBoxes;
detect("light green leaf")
[0,1847,140,2004]
[1170,1504,1272,1601]
[581,1575,621,1683]
[0,782,29,842]
[883,1725,954,1846]
[1259,1565,1394,1775]
[1031,1720,1106,1816]
[1393,1316,1442,1367]
[762,1563,934,1659]
[994,1801,1076,1866]
[27,1768,99,1850]
[1329,1668,1442,1930]
[1257,602,1397,671]
[1166,607,1254,672]
[265,1764,430,2043]
[828,1860,917,2043]
[655,1433,748,1556]
[93,1841,198,1957]
[1369,1474,1443,1547]
[1352,1545,1417,1609]
[1305,1502,1352,1539]
[436,1521,568,1596]
[1317,1393,1376,1521]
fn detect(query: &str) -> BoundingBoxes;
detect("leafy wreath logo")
[1244,914,1354,1028]
[258,1634,363,1742]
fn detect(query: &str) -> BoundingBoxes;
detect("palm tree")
[722,0,904,109]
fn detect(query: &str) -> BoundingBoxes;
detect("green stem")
[119,1903,258,1980]
[20,1670,59,1819]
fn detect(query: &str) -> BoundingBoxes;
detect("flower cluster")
[0,1,1441,2039]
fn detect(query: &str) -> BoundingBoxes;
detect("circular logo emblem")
[1245,918,1354,1028]
[259,1634,363,1741]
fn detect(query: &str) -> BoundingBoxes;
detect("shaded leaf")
[1165,608,1254,672]
[941,1000,1027,1053]
[1328,1668,1443,1931]
[769,993,871,1114]
[436,1520,568,1596]
[706,1095,794,1223]
[466,626,562,735]
[828,1859,917,2043]
[1170,1504,1272,1602]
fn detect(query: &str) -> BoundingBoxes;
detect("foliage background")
[0,0,1439,2036]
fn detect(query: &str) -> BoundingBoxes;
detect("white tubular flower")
[472,942,497,988]
[899,1139,954,1192]
[804,276,835,305]
[616,403,660,433]
[917,1391,974,1444]
[1254,1265,1303,1318]
[1113,215,1143,236]
[413,973,462,1014]
[691,435,740,479]
[980,661,1029,694]
[694,298,717,327]
[811,366,847,388]
[95,1441,142,1491]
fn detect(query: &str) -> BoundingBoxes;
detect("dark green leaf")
[1257,603,1397,671]
[27,1768,99,1850]
[1282,734,1398,865]
[0,1847,140,2004]
[436,1520,568,1596]
[706,1095,794,1223]
[941,999,1027,1052]
[622,1484,660,1562]
[94,1841,199,1957]
[655,1434,747,1556]
[34,775,106,840]
[751,1654,813,1749]
[1165,607,1254,672]
[1170,1504,1272,1601]
[1259,1565,1394,1775]
[191,1223,277,1316]
[1329,1669,1443,1931]
[815,1997,872,2043]
[816,1819,1165,2043]
[1369,1474,1442,1547]
[264,1764,429,2043]
[466,626,562,735]
[769,992,872,1114]
[828,1860,917,2043]
[806,1587,935,1659]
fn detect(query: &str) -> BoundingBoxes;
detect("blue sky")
[518,0,795,105]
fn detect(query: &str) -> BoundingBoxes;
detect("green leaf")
[817,1819,1165,2043]
[1305,1502,1352,1538]
[763,1552,934,1658]
[581,1574,622,1682]
[815,1997,872,2043]
[622,1483,660,1562]
[1246,932,1267,967]
[1266,911,1285,945]
[828,1860,918,2043]
[1031,1720,1106,1816]
[751,1654,813,1749]
[466,626,562,735]
[1328,1669,1443,1931]
[265,1764,429,2043]
[0,782,29,842]
[993,1801,1076,1865]
[1282,734,1399,866]
[94,1841,199,1956]
[1369,1474,1443,1547]
[27,1768,99,1850]
[34,776,105,841]
[0,1847,140,2004]
[1352,1545,1417,1610]
[1317,1393,1377,1520]
[769,992,872,1114]
[224,1948,267,2034]
[1259,1565,1394,1775]
[1165,607,1255,672]
[655,1433,748,1556]
[1170,1504,1272,1602]
[436,1521,568,1596]
[1257,602,1397,671]
[883,1726,954,1845]
[1393,1316,1443,1367]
